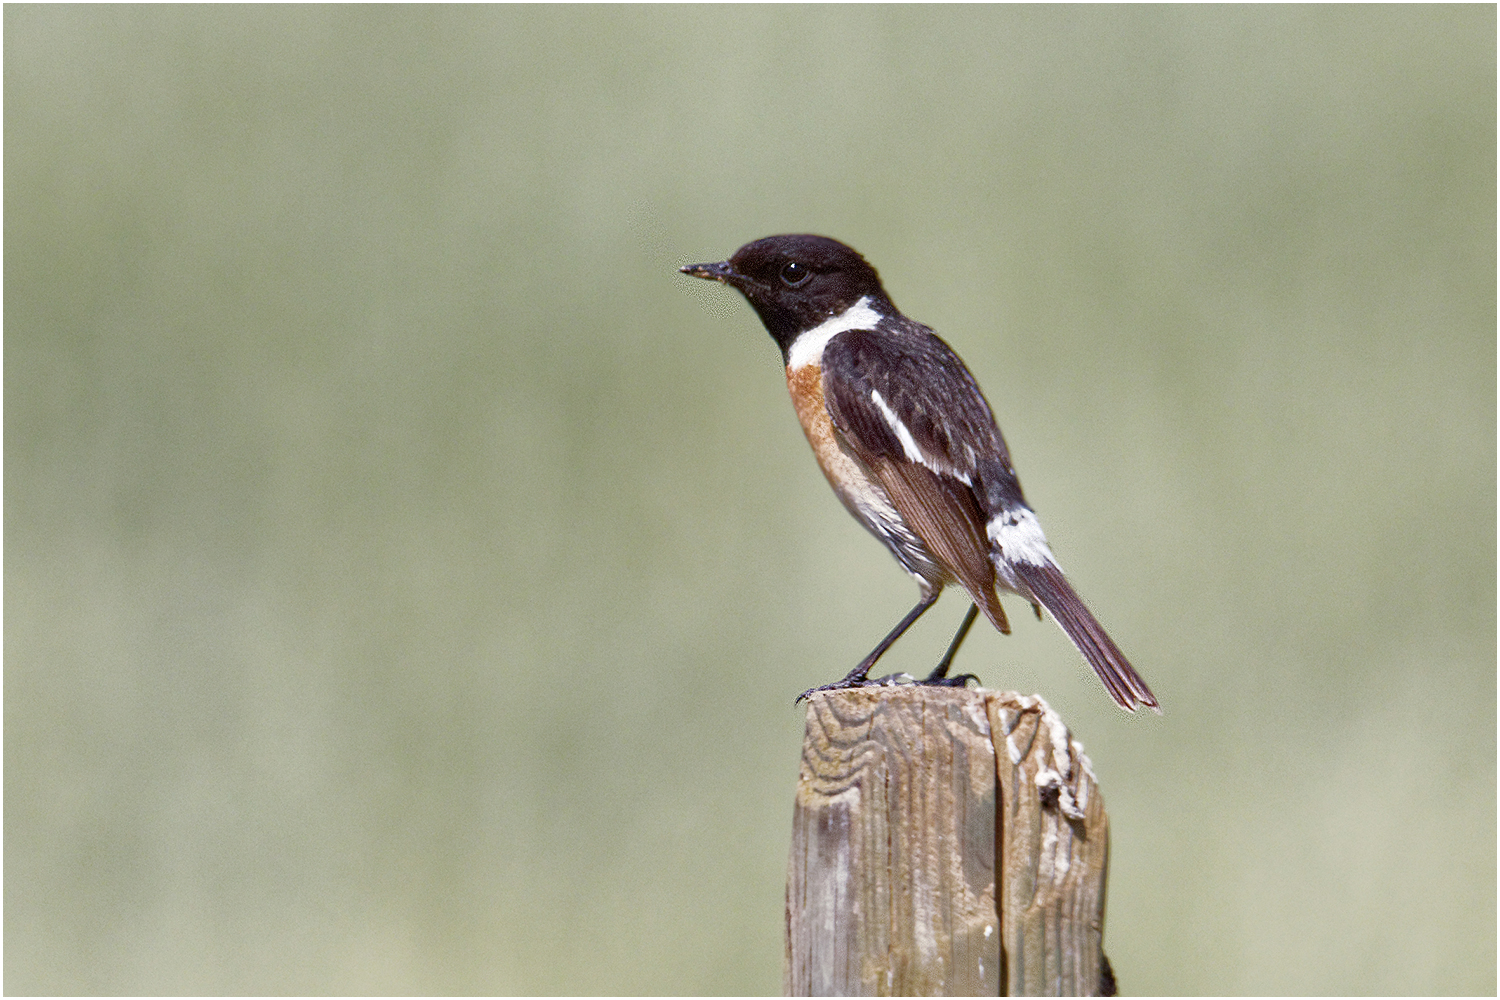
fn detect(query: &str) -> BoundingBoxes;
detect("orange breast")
[787,361,893,515]
[785,362,958,594]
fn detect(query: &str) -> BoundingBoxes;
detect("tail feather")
[1013,560,1160,713]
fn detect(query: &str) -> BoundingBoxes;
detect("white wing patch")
[988,506,1056,567]
[869,390,927,466]
[786,296,882,371]
[869,389,973,486]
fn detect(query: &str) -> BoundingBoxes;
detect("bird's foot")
[918,670,979,688]
[795,668,977,703]
[795,670,920,704]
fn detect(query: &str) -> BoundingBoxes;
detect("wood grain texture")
[785,686,1110,997]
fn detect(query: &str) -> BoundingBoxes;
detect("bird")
[680,235,1159,712]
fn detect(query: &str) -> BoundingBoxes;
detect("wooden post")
[785,686,1113,997]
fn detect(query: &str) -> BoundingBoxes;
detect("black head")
[680,234,893,352]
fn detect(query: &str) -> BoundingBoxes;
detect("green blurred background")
[6,7,1494,995]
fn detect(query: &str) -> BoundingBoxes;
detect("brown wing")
[821,328,1012,635]
[868,455,1010,635]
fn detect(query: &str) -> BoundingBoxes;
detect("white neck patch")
[786,296,882,371]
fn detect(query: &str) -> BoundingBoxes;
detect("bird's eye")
[780,260,811,287]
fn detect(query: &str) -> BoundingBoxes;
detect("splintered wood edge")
[986,691,1110,997]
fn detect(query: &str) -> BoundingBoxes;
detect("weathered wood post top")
[785,685,1114,997]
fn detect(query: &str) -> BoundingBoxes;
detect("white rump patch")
[988,506,1056,567]
[786,296,882,371]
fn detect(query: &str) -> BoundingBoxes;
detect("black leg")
[796,591,939,704]
[921,602,981,687]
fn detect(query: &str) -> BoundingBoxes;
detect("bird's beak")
[679,260,740,285]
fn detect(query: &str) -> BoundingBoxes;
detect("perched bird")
[681,235,1158,712]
